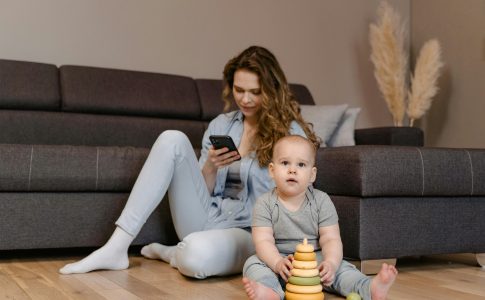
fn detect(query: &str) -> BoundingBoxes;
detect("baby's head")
[269,135,317,198]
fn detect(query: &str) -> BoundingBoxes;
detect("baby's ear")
[268,162,275,179]
[310,166,317,183]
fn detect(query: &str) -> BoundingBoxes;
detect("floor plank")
[1,250,485,299]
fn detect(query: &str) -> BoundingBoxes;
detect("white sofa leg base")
[351,258,397,275]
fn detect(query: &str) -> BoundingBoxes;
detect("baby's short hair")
[272,135,317,164]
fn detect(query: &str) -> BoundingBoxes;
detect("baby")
[242,135,397,300]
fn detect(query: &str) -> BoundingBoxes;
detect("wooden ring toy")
[285,291,324,300]
[291,268,319,277]
[294,251,316,261]
[296,238,314,253]
[292,259,318,269]
[286,283,323,294]
[288,276,321,286]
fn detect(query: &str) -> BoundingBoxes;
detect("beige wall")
[0,0,410,129]
[411,0,485,147]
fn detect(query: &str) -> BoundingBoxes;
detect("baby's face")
[269,139,317,199]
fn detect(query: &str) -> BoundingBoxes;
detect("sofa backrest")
[0,58,315,149]
[0,59,60,110]
[60,65,201,119]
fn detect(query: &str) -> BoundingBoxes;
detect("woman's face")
[232,69,263,121]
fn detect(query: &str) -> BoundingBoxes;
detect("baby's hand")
[274,254,294,282]
[318,261,336,286]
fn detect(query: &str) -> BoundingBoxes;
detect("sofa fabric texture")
[319,146,485,197]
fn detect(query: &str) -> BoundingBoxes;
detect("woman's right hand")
[205,146,241,170]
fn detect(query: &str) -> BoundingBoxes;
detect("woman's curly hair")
[222,46,320,166]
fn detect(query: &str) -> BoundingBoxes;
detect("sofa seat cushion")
[317,145,485,197]
[60,65,201,119]
[0,144,151,192]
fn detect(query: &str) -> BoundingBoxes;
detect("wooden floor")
[1,249,485,299]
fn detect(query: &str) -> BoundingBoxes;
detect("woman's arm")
[318,224,343,286]
[252,226,293,281]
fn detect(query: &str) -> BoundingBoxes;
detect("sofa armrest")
[314,145,485,197]
[355,127,424,146]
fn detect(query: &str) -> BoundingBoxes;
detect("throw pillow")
[300,104,348,147]
[328,107,361,147]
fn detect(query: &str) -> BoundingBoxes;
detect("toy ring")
[296,238,314,253]
[294,251,316,261]
[288,276,321,286]
[291,268,319,277]
[286,283,323,294]
[285,291,324,300]
[292,259,318,269]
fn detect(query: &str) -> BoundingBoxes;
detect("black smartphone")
[209,135,241,160]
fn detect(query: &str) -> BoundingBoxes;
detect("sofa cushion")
[0,144,149,192]
[196,79,316,121]
[0,110,205,149]
[317,145,485,197]
[0,59,60,110]
[60,65,201,119]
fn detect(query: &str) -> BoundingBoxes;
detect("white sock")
[141,243,176,264]
[59,227,134,274]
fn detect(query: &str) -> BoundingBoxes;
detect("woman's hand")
[206,146,240,169]
[318,260,336,286]
[274,254,294,282]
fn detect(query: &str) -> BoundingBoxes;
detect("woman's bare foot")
[370,263,398,300]
[242,277,279,300]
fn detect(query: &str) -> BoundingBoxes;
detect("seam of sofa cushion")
[96,147,99,191]
[465,149,474,196]
[416,147,425,196]
[28,146,34,191]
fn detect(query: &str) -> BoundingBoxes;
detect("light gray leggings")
[243,254,371,300]
[115,130,254,278]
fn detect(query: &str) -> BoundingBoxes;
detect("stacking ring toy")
[294,251,316,261]
[288,276,321,286]
[296,238,314,253]
[285,291,325,300]
[291,268,319,277]
[293,260,318,269]
[286,283,323,294]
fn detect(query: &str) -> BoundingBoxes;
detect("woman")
[59,46,318,278]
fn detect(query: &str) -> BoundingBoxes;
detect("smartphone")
[209,135,241,160]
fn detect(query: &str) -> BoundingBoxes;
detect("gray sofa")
[1,58,483,273]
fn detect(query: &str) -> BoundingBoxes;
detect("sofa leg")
[476,253,485,268]
[353,258,397,275]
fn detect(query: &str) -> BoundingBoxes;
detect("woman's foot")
[59,227,133,274]
[370,263,398,300]
[242,277,279,300]
[141,243,176,263]
[59,246,129,274]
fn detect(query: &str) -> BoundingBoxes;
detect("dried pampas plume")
[369,1,408,126]
[407,39,443,127]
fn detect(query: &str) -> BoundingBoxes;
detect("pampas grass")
[407,39,443,127]
[369,1,408,126]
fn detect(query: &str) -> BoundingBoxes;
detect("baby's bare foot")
[370,263,398,300]
[242,277,279,300]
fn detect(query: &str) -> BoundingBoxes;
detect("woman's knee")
[153,130,191,152]
[175,233,218,279]
[174,230,252,279]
